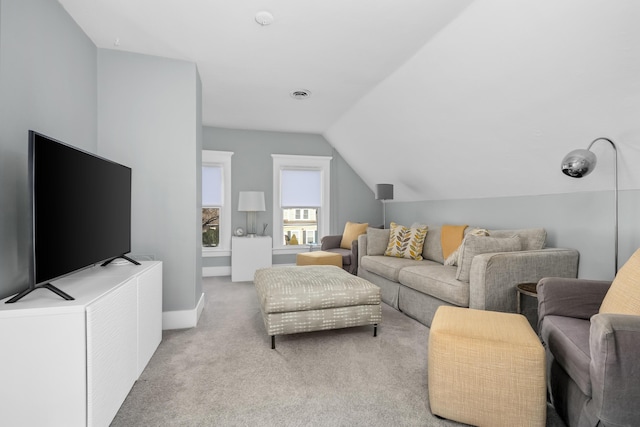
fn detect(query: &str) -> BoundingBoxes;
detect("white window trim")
[203,150,233,257]
[272,154,331,253]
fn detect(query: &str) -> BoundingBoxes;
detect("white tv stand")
[0,261,162,427]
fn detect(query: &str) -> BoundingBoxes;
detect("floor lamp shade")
[375,184,394,201]
[375,184,393,229]
[238,191,265,236]
[561,137,618,274]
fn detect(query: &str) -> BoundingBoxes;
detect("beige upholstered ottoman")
[296,250,342,268]
[254,265,381,349]
[428,306,546,427]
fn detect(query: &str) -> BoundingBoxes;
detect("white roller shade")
[202,165,223,206]
[281,169,321,207]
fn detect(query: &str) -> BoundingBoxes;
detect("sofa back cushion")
[366,227,391,256]
[600,248,640,315]
[488,228,546,251]
[423,225,444,263]
[421,226,546,263]
[456,234,522,282]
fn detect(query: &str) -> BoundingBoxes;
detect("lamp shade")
[375,184,394,201]
[238,191,265,211]
[561,149,597,178]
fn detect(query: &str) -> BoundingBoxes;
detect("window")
[272,154,331,251]
[202,150,233,254]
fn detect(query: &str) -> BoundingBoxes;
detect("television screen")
[30,131,133,288]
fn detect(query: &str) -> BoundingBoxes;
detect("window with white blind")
[202,150,233,254]
[272,154,331,250]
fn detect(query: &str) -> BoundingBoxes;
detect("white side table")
[232,236,272,282]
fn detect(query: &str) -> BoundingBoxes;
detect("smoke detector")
[255,11,274,26]
[290,89,312,100]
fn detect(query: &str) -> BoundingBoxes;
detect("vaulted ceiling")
[58,0,640,201]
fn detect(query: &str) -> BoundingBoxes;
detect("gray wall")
[0,0,97,299]
[202,127,381,267]
[97,49,202,312]
[385,190,640,281]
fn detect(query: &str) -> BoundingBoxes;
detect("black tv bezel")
[5,130,136,304]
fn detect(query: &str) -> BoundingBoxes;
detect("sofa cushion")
[360,255,419,282]
[366,227,390,256]
[444,228,490,266]
[423,225,443,263]
[398,263,470,307]
[340,221,368,250]
[489,228,546,251]
[456,234,522,282]
[600,248,640,315]
[384,222,428,260]
[324,247,352,266]
[540,314,592,397]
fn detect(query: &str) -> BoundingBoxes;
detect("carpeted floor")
[112,276,566,426]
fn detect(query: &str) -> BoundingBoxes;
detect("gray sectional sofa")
[357,225,580,327]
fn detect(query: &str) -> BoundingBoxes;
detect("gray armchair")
[538,277,640,427]
[320,234,359,274]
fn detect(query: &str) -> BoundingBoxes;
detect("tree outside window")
[202,207,219,247]
[202,150,233,252]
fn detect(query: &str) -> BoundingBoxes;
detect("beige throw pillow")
[456,234,521,282]
[600,248,640,315]
[340,221,368,250]
[366,227,391,256]
[444,228,490,266]
[384,222,428,260]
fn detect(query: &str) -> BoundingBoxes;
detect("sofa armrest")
[589,313,640,425]
[468,248,580,313]
[537,277,611,322]
[357,234,368,274]
[349,239,359,275]
[321,235,343,250]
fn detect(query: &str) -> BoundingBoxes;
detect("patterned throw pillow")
[384,222,428,260]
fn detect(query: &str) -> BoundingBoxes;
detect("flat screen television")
[6,131,138,303]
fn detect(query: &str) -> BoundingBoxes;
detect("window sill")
[202,248,231,257]
[272,245,317,255]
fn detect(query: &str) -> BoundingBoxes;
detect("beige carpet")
[112,275,565,426]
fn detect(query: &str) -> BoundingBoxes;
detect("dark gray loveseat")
[538,277,640,427]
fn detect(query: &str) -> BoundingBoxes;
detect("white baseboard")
[162,292,205,330]
[203,266,231,277]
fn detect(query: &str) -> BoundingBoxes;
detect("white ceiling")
[57,0,473,134]
[58,0,640,201]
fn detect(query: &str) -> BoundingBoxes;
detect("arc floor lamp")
[561,137,618,274]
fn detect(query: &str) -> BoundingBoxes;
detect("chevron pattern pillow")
[384,222,428,260]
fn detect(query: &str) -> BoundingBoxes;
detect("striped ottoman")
[254,265,381,349]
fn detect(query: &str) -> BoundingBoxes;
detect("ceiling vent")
[290,90,311,100]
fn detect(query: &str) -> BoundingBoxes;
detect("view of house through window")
[202,207,220,247]
[272,154,331,250]
[283,208,318,245]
